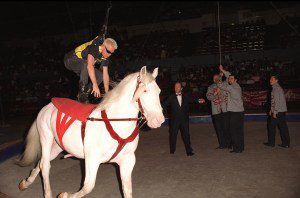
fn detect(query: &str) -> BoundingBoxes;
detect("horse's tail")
[15,119,41,167]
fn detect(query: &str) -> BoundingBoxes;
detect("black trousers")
[223,112,231,147]
[212,112,231,148]
[267,112,290,146]
[169,121,193,154]
[63,51,103,86]
[229,111,244,151]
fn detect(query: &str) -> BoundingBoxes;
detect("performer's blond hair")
[104,38,118,49]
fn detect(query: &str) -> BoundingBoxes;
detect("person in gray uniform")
[206,69,231,149]
[264,75,290,148]
[217,65,245,153]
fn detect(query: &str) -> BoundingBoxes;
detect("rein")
[87,117,141,121]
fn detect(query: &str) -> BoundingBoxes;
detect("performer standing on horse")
[64,36,118,103]
[63,1,116,104]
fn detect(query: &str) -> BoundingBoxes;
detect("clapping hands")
[198,98,205,104]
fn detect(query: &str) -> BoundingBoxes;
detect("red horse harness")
[52,77,145,162]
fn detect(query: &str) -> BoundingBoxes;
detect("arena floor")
[0,122,299,198]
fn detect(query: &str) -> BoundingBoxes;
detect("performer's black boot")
[77,82,92,104]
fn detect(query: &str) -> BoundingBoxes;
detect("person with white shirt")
[163,82,205,156]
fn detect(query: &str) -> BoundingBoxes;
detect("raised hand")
[219,64,224,72]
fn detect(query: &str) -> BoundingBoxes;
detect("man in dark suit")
[163,82,204,156]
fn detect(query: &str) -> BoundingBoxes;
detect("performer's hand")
[219,64,223,71]
[269,110,272,116]
[198,98,205,104]
[91,83,101,98]
[273,113,277,119]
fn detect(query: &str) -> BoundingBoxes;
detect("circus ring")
[1,113,300,198]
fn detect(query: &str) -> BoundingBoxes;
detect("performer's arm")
[217,81,232,93]
[103,66,110,93]
[219,65,231,79]
[87,54,101,97]
[272,87,282,116]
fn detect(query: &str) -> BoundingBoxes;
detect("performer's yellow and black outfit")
[64,36,110,103]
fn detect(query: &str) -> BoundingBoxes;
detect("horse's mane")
[97,71,154,111]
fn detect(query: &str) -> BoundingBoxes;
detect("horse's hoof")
[58,192,68,198]
[18,180,28,191]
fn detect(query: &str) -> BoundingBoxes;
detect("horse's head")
[133,66,165,128]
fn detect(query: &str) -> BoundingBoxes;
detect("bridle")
[86,76,146,128]
[83,76,148,162]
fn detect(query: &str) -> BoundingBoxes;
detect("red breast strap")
[59,78,143,159]
[57,108,141,159]
[101,110,140,161]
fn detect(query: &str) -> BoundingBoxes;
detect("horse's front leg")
[58,153,101,198]
[118,154,136,198]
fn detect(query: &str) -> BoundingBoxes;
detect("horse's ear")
[140,66,147,77]
[152,67,158,78]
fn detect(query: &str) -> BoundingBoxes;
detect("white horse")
[16,66,165,198]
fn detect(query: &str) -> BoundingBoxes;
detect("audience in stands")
[1,18,299,116]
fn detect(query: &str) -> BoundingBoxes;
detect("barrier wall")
[162,113,300,125]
